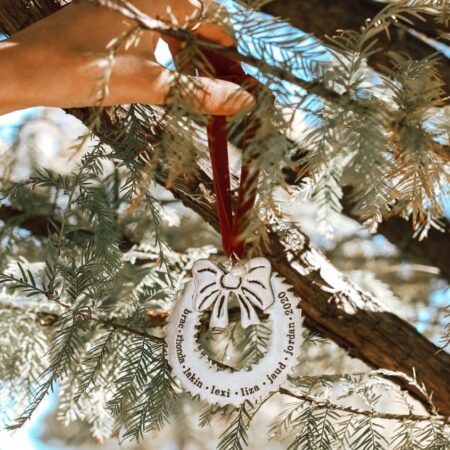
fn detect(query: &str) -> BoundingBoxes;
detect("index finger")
[162,1,236,59]
[163,1,239,80]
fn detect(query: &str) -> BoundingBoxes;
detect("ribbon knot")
[192,258,274,328]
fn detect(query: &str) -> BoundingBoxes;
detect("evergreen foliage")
[0,0,449,448]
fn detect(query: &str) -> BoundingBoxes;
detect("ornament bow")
[191,257,274,329]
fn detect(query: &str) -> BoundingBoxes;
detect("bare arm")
[0,0,254,115]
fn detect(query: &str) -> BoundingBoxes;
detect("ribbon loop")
[169,45,271,260]
[202,50,266,260]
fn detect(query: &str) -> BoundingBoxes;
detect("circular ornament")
[166,257,303,406]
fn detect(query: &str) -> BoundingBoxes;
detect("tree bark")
[1,0,449,416]
[252,0,450,96]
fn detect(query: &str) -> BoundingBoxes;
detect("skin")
[0,0,255,116]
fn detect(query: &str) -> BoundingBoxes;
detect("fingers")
[162,1,236,51]
[161,0,236,69]
[193,2,237,47]
[159,2,251,115]
[78,57,254,116]
[156,68,255,115]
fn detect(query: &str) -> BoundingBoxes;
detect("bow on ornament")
[192,258,274,329]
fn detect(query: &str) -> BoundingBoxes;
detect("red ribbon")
[202,50,263,261]
[168,44,267,261]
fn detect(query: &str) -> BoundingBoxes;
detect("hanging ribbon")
[202,49,264,261]
[168,41,271,261]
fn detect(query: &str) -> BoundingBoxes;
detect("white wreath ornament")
[166,257,303,406]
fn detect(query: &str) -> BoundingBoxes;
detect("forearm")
[0,0,203,115]
[0,41,28,115]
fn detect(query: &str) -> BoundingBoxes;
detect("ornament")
[165,32,303,406]
[166,257,303,406]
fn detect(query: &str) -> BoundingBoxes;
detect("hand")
[0,0,255,116]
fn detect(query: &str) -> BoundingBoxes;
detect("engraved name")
[168,279,302,406]
[176,334,185,364]
[266,361,286,384]
[284,322,295,356]
[183,367,203,388]
[178,308,192,329]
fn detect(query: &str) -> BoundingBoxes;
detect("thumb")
[160,71,255,116]
[183,75,255,116]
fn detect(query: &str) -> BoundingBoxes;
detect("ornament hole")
[195,296,272,371]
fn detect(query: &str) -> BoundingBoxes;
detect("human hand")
[0,0,255,116]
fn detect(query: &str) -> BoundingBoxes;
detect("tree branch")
[279,387,450,423]
[251,0,450,96]
[93,105,450,416]
[1,0,449,417]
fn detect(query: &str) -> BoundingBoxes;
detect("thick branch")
[341,187,450,281]
[94,105,450,416]
[1,0,449,417]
